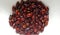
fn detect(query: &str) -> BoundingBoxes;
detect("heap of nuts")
[9,0,49,35]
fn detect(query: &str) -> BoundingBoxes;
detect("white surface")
[0,0,60,35]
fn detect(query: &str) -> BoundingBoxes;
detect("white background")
[0,0,60,35]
